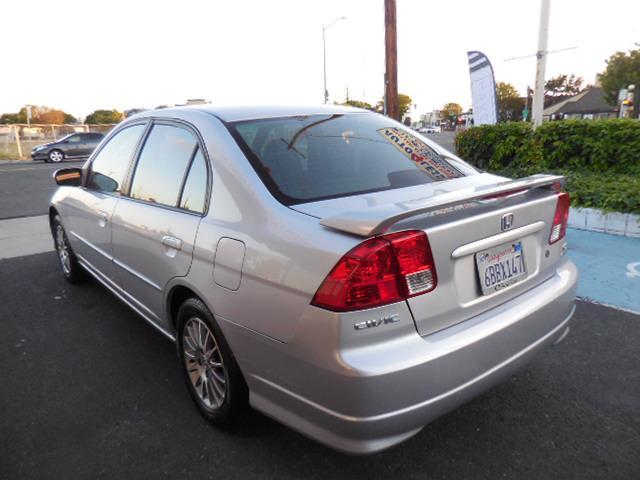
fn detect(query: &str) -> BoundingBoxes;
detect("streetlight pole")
[322,16,346,104]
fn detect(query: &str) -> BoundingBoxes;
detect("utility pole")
[384,0,399,120]
[531,0,550,127]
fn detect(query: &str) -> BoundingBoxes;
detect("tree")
[32,108,65,124]
[398,93,413,119]
[374,93,413,118]
[544,74,585,106]
[0,112,22,124]
[63,113,78,124]
[496,82,524,122]
[440,102,463,125]
[599,48,640,107]
[338,99,374,110]
[0,106,76,124]
[85,109,124,124]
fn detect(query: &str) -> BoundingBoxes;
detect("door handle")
[161,235,183,251]
[98,210,109,226]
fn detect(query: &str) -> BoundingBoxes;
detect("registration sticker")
[377,127,462,181]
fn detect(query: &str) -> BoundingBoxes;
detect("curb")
[569,207,640,238]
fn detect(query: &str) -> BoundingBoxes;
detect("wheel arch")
[48,206,59,233]
[166,283,211,334]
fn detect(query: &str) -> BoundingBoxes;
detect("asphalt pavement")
[0,160,83,219]
[1,252,638,479]
[424,131,456,153]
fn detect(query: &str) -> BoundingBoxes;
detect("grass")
[0,138,55,161]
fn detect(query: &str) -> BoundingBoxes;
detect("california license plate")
[475,241,526,295]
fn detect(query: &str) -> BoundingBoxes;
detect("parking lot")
[0,153,638,479]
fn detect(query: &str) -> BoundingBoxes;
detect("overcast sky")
[2,0,639,120]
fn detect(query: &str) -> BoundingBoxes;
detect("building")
[416,110,442,128]
[543,87,618,121]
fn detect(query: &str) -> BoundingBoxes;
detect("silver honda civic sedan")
[49,105,578,454]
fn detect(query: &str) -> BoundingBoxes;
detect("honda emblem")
[501,213,514,231]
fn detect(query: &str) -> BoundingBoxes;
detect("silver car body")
[50,105,578,454]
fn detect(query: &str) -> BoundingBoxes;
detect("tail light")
[312,230,437,312]
[549,192,570,244]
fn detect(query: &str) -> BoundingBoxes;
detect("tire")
[52,215,86,284]
[48,149,64,163]
[177,298,248,426]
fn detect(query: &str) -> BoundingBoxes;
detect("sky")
[2,0,639,120]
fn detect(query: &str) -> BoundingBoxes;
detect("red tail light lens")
[312,230,437,312]
[549,192,570,244]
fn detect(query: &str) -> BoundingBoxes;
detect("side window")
[130,124,197,207]
[88,124,145,193]
[67,135,82,143]
[179,148,208,213]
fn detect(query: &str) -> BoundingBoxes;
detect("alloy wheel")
[49,150,63,163]
[182,317,227,410]
[55,224,71,275]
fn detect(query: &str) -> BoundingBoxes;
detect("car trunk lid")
[293,173,566,336]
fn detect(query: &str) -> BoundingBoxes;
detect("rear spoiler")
[320,174,565,237]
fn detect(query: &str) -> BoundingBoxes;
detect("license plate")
[475,241,526,295]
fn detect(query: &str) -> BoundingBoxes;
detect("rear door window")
[179,148,208,213]
[229,113,475,204]
[129,124,198,208]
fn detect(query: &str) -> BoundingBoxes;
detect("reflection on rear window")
[229,113,472,204]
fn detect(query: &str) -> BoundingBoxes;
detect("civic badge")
[501,213,514,231]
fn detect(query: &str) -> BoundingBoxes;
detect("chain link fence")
[0,124,117,160]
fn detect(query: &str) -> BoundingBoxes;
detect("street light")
[323,16,346,104]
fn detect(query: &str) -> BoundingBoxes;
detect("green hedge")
[455,120,640,214]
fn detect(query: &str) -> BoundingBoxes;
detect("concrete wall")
[569,207,640,238]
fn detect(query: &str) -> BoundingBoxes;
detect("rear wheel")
[52,215,86,283]
[48,149,64,163]
[177,298,248,426]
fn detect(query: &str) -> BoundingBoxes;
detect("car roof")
[131,104,371,123]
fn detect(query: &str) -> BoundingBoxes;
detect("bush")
[455,120,640,214]
[565,173,640,214]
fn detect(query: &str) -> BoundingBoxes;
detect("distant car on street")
[31,132,105,163]
[419,125,442,134]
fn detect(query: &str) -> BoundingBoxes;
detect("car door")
[110,121,210,326]
[76,133,95,156]
[64,123,147,285]
[63,134,85,157]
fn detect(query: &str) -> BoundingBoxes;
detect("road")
[0,135,638,479]
[424,130,456,153]
[0,160,84,219]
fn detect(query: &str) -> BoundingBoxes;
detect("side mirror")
[54,167,83,187]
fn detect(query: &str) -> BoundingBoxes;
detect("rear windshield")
[228,113,476,205]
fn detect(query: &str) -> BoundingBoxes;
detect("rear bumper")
[227,259,578,454]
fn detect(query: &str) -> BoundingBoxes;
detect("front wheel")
[48,149,64,163]
[52,215,86,283]
[177,298,248,426]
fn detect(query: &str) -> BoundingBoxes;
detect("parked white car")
[420,125,442,133]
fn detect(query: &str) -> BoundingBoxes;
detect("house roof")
[543,90,588,116]
[544,87,617,116]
